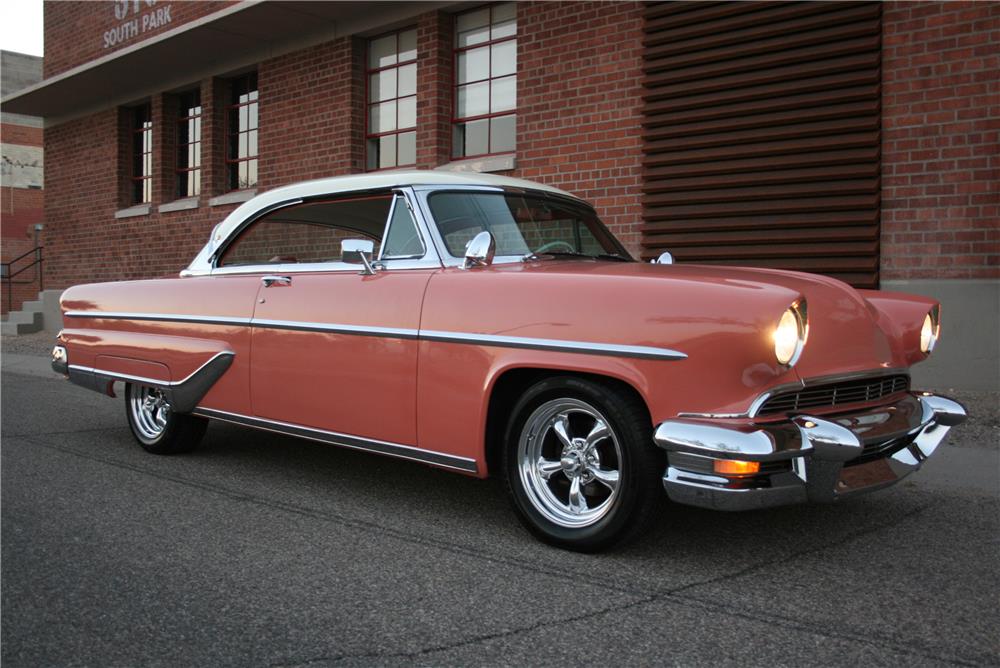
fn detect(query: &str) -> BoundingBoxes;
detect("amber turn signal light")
[714,459,760,476]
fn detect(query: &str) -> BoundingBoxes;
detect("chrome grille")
[757,375,910,416]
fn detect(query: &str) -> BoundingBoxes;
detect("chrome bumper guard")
[654,392,967,511]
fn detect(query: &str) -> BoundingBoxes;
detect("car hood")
[478,259,908,382]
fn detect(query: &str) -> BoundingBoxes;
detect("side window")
[218,196,392,267]
[381,196,425,259]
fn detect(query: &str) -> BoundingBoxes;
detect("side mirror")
[652,251,674,265]
[342,238,376,275]
[463,230,496,269]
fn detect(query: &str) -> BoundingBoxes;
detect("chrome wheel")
[517,398,623,528]
[129,386,171,441]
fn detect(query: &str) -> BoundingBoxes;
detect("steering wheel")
[535,240,576,254]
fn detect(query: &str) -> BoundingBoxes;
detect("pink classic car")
[52,172,966,551]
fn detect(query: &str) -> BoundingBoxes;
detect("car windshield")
[427,191,631,261]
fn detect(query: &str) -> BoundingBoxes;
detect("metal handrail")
[1,246,44,313]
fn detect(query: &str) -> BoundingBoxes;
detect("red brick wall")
[43,0,235,78]
[0,172,45,313]
[881,1,1000,280]
[512,1,645,256]
[42,87,244,290]
[41,1,648,293]
[1,123,43,147]
[257,37,366,187]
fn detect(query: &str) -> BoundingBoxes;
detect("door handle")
[261,275,292,287]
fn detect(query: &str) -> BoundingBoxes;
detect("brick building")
[1,50,45,314]
[1,1,997,388]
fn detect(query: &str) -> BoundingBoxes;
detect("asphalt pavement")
[2,348,998,667]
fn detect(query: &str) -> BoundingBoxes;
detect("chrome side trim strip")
[65,311,251,326]
[67,352,235,413]
[66,351,235,387]
[251,319,419,339]
[63,311,686,361]
[419,330,687,361]
[191,407,479,473]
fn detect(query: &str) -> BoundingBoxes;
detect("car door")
[228,191,436,446]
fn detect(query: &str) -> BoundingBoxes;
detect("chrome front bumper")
[654,392,967,511]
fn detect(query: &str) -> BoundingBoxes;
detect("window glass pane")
[193,141,201,167]
[247,160,257,188]
[379,134,396,169]
[366,138,380,170]
[398,96,416,129]
[491,18,516,41]
[457,7,490,47]
[238,132,248,158]
[191,170,201,197]
[228,128,239,160]
[248,130,258,158]
[493,2,516,24]
[456,81,489,118]
[492,3,516,39]
[370,34,397,69]
[398,131,416,165]
[491,40,516,77]
[454,119,488,157]
[383,196,423,257]
[491,75,516,113]
[238,162,248,190]
[457,46,489,84]
[370,100,397,133]
[248,102,258,130]
[399,29,417,62]
[490,114,516,154]
[371,70,396,102]
[398,63,416,98]
[239,105,249,132]
[220,198,393,266]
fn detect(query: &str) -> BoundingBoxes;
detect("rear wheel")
[502,376,664,552]
[125,383,207,454]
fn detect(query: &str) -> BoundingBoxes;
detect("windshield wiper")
[522,251,630,262]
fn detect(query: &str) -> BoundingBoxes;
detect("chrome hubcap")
[129,386,171,440]
[518,398,622,528]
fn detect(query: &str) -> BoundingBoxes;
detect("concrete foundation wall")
[882,278,999,391]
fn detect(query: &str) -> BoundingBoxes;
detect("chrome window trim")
[190,407,479,473]
[203,188,443,277]
[378,190,429,262]
[63,311,686,361]
[412,186,624,268]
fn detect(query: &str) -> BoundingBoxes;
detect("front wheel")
[502,376,664,552]
[125,383,207,454]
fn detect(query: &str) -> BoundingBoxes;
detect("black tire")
[125,383,208,455]
[502,376,664,552]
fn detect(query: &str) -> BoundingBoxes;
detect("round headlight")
[774,302,807,367]
[920,308,940,354]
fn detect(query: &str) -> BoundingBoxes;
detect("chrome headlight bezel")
[920,305,941,354]
[774,299,808,368]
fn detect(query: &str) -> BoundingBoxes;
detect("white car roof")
[213,170,577,242]
[184,170,582,274]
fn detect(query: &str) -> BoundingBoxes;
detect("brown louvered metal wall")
[641,2,882,288]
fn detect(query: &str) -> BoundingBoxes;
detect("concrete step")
[2,310,43,334]
[2,289,64,336]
